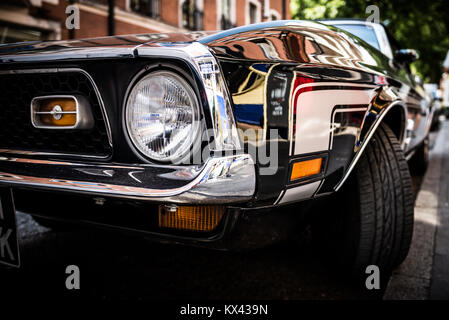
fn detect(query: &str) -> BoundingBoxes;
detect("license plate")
[0,188,20,268]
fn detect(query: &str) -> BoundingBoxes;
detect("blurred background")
[0,0,290,42]
[1,1,448,82]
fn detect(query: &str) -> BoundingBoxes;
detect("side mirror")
[414,75,423,86]
[395,49,419,64]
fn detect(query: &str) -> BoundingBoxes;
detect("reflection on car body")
[0,20,432,276]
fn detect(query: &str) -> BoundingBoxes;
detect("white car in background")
[321,18,438,132]
[318,19,394,59]
[423,83,444,130]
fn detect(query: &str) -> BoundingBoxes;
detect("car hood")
[0,21,335,64]
[0,32,212,64]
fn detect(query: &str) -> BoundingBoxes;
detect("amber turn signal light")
[158,205,225,232]
[290,157,323,181]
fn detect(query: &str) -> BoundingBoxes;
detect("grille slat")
[0,71,111,158]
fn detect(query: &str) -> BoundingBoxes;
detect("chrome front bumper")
[0,154,256,204]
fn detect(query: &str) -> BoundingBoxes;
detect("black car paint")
[0,21,430,243]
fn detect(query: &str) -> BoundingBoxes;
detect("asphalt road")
[1,212,385,301]
[0,129,439,302]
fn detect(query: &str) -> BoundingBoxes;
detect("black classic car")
[0,20,431,276]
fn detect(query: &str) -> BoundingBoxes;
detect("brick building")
[0,0,291,43]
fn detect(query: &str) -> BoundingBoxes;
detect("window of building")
[130,0,160,19]
[221,0,234,29]
[0,23,47,44]
[249,3,258,24]
[247,0,261,25]
[270,9,281,21]
[182,0,203,31]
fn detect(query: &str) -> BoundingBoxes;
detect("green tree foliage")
[291,0,346,19]
[291,0,449,83]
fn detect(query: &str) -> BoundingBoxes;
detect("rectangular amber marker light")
[158,205,225,232]
[36,98,77,127]
[290,158,323,181]
[31,95,94,130]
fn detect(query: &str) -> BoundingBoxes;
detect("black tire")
[313,123,414,277]
[408,136,429,175]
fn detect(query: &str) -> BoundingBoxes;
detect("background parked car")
[424,83,444,130]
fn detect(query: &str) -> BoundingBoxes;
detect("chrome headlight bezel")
[124,69,202,164]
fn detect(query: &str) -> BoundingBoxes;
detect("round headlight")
[125,70,201,163]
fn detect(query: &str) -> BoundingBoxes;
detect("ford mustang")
[0,20,431,276]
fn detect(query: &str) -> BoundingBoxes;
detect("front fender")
[335,86,406,191]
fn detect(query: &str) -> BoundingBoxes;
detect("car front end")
[0,34,266,248]
[0,21,422,274]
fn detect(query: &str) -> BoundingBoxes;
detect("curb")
[383,124,445,300]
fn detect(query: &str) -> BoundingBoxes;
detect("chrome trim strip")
[0,149,109,160]
[136,42,243,152]
[277,181,321,204]
[0,154,192,170]
[0,154,256,204]
[273,189,285,205]
[186,44,242,151]
[334,101,406,191]
[0,68,59,75]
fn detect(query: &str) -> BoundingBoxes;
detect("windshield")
[333,24,380,50]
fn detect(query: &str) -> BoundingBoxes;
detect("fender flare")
[334,86,407,192]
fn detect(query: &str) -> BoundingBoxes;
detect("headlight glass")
[125,71,201,163]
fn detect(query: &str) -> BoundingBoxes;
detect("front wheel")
[313,123,414,277]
